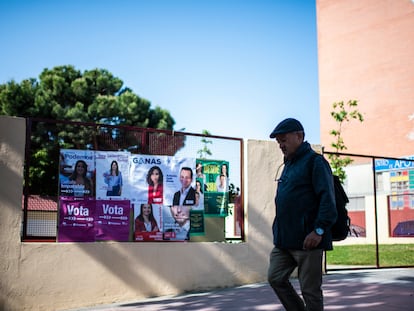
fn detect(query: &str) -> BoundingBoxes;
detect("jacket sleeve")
[312,155,338,230]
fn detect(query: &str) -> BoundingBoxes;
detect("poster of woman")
[133,202,163,241]
[146,166,164,204]
[129,155,196,241]
[128,155,195,207]
[95,151,130,199]
[59,149,95,198]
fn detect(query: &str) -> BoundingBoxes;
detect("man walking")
[267,118,337,311]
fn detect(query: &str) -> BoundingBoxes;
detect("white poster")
[128,155,195,207]
[129,155,196,241]
[95,151,130,200]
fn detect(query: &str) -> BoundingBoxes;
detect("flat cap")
[269,118,304,138]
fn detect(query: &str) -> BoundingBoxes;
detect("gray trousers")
[268,247,324,311]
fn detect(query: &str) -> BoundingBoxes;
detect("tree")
[197,129,213,159]
[1,65,174,128]
[0,65,177,195]
[328,99,364,183]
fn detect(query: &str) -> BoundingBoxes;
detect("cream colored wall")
[0,116,281,311]
[0,116,28,310]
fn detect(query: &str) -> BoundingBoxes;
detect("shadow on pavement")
[68,268,414,311]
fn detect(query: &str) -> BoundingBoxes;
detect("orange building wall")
[316,0,414,158]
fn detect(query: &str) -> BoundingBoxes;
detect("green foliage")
[0,65,176,195]
[0,65,174,127]
[197,129,213,159]
[328,99,363,183]
[0,78,37,116]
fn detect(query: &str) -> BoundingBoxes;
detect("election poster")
[95,200,131,241]
[58,199,132,242]
[129,155,197,241]
[57,151,207,242]
[128,155,166,206]
[58,197,95,242]
[133,203,163,241]
[128,155,196,207]
[189,210,205,236]
[59,149,95,198]
[163,204,191,241]
[95,151,130,200]
[197,159,230,216]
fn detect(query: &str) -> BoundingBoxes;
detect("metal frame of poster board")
[22,118,244,242]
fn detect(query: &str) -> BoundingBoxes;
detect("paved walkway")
[67,268,414,311]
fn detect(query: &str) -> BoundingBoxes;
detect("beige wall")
[317,0,414,157]
[0,116,281,311]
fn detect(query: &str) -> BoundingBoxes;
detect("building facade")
[317,0,414,158]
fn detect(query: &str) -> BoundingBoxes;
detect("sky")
[0,0,321,143]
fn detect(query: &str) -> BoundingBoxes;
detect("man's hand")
[303,231,322,250]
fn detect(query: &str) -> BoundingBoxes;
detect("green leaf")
[328,99,364,182]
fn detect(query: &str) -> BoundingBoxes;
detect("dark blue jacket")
[273,142,337,250]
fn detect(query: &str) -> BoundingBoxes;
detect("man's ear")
[295,131,304,141]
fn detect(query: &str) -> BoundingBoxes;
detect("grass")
[326,244,414,266]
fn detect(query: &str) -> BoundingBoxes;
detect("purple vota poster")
[58,198,95,242]
[95,200,130,241]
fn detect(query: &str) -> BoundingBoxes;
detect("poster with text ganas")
[95,151,130,200]
[128,155,196,208]
[129,155,196,241]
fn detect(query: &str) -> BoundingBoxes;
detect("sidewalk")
[67,268,414,311]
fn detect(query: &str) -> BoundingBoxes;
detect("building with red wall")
[316,0,414,237]
[316,0,414,158]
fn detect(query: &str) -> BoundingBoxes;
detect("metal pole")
[372,157,380,268]
[22,118,32,241]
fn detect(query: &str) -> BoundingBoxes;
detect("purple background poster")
[58,197,95,242]
[95,200,131,241]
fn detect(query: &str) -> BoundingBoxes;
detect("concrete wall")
[0,116,281,311]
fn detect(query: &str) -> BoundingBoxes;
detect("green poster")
[189,210,205,236]
[196,159,229,216]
